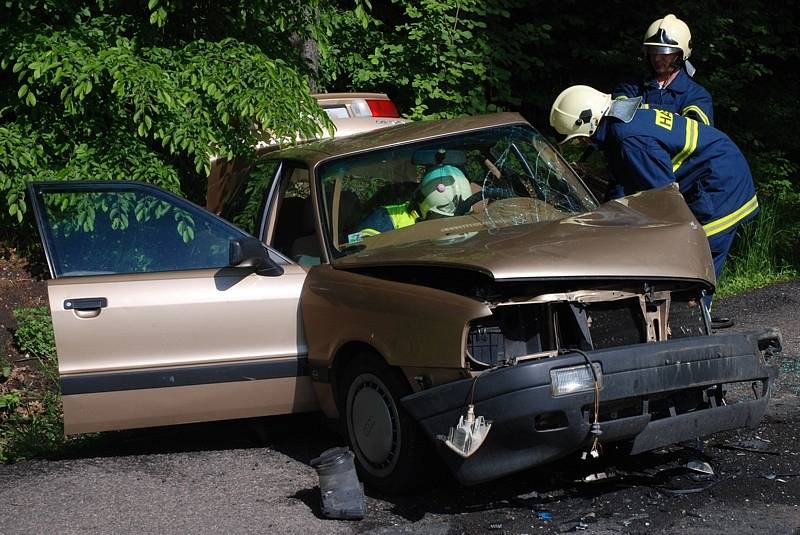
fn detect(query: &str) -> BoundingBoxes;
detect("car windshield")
[317,124,597,257]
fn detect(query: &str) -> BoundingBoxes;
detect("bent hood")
[332,186,715,284]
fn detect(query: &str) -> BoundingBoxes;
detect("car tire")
[340,355,427,494]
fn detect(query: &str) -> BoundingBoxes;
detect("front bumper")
[401,330,779,485]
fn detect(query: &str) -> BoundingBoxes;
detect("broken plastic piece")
[537,511,552,521]
[440,404,492,458]
[686,459,714,475]
[583,471,612,482]
[717,437,778,455]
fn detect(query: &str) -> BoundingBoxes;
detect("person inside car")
[351,164,472,239]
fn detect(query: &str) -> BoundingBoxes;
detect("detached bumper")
[402,330,779,485]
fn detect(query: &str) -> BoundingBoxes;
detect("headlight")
[550,363,603,397]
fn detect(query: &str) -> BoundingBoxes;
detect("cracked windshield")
[319,125,598,256]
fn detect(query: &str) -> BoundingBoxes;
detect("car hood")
[331,185,715,284]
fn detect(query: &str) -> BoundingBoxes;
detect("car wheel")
[340,355,427,494]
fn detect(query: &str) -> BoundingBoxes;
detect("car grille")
[466,289,709,368]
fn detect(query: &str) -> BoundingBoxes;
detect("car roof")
[264,112,529,168]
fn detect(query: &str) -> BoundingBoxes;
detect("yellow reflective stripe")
[671,118,699,172]
[682,105,710,125]
[703,195,759,237]
[615,95,628,100]
[359,228,381,237]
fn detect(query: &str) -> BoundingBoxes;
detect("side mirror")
[228,237,284,277]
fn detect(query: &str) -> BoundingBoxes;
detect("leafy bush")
[0,307,63,462]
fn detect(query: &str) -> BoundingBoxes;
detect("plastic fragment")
[441,404,492,458]
[686,459,714,475]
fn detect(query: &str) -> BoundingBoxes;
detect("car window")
[33,185,247,277]
[221,160,281,235]
[270,167,321,268]
[318,125,598,257]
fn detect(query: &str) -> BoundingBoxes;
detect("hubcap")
[348,373,400,475]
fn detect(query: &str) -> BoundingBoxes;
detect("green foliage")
[1,1,331,246]
[13,306,58,385]
[716,201,798,298]
[0,307,62,462]
[320,0,552,119]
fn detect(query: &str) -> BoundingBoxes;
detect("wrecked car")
[27,112,779,493]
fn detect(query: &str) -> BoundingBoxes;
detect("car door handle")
[64,297,108,311]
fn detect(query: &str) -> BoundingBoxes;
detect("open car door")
[27,181,316,434]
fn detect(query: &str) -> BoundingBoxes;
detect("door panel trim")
[60,356,308,395]
[63,376,318,434]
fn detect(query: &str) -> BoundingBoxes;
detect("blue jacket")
[613,68,714,126]
[594,108,758,237]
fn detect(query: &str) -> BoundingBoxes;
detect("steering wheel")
[454,186,516,216]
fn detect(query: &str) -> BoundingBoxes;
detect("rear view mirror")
[228,237,284,276]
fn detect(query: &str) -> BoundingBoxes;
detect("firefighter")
[550,85,758,325]
[354,164,472,237]
[614,14,714,126]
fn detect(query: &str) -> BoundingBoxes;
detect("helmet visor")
[644,44,680,55]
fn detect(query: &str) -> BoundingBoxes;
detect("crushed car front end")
[402,326,778,485]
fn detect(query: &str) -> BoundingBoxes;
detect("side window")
[270,167,319,267]
[35,186,245,277]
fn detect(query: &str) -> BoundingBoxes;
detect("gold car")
[28,112,779,493]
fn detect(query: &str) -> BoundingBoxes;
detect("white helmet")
[643,14,692,60]
[418,165,472,218]
[549,85,612,142]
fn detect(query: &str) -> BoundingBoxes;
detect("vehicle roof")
[264,112,529,168]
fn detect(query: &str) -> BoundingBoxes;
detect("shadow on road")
[58,411,342,465]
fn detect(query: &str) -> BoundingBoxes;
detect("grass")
[715,200,798,299]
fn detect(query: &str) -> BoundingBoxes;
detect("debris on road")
[686,459,715,475]
[714,437,779,455]
[310,447,365,520]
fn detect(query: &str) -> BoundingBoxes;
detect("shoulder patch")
[654,110,674,130]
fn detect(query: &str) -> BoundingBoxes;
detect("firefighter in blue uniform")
[352,164,472,239]
[614,14,713,126]
[550,85,758,322]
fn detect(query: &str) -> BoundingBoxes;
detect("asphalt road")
[2,281,799,535]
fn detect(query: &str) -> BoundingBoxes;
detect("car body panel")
[301,264,488,418]
[331,186,714,283]
[62,376,315,435]
[27,182,316,434]
[47,269,308,374]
